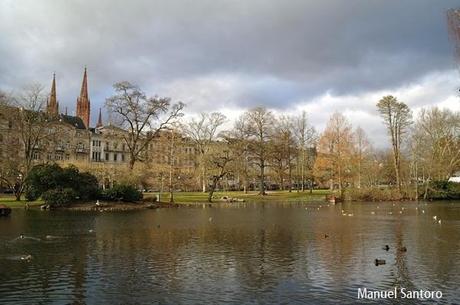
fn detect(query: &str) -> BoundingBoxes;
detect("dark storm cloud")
[0,0,458,121]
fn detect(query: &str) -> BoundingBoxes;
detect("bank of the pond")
[145,190,331,204]
[51,201,186,211]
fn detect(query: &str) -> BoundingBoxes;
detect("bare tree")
[376,95,412,195]
[293,111,317,192]
[0,84,62,201]
[272,116,296,191]
[242,107,275,195]
[181,112,226,192]
[224,117,252,193]
[315,112,354,198]
[105,82,184,170]
[353,126,371,189]
[206,144,233,202]
[412,107,460,198]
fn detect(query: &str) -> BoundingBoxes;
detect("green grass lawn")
[144,189,330,204]
[0,189,330,208]
[0,195,43,208]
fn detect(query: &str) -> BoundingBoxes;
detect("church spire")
[76,67,91,128]
[96,108,103,128]
[47,73,59,116]
[80,67,88,99]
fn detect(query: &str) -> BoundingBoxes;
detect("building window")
[32,151,40,160]
[121,154,125,162]
[105,153,109,161]
[114,153,118,162]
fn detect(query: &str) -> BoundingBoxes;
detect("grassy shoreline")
[144,190,330,204]
[1,190,330,209]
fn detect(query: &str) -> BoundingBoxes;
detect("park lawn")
[145,189,330,204]
[0,195,43,208]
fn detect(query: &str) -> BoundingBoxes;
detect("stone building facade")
[1,68,199,189]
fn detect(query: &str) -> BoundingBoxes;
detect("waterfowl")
[324,234,329,238]
[21,254,32,261]
[383,245,390,251]
[438,219,442,224]
[375,259,386,266]
[399,246,407,252]
[433,216,437,220]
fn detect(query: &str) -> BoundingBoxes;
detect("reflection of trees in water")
[391,219,415,293]
[1,211,95,303]
[3,203,460,303]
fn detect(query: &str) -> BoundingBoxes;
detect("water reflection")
[0,201,459,304]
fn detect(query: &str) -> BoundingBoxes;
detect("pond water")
[0,201,459,304]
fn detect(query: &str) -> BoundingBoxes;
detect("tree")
[224,117,253,193]
[376,96,412,195]
[181,112,226,192]
[315,113,354,198]
[242,107,275,195]
[353,126,372,189]
[206,144,233,202]
[0,84,63,201]
[412,107,460,198]
[271,116,296,191]
[293,111,317,192]
[105,81,184,170]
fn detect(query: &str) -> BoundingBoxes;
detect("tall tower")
[76,67,91,128]
[96,108,103,128]
[47,73,59,116]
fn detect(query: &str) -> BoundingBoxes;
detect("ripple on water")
[0,201,459,304]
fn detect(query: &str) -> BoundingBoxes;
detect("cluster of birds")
[375,244,408,266]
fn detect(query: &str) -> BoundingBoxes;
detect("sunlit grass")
[0,195,43,208]
[144,189,330,204]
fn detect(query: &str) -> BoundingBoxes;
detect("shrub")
[42,188,77,207]
[24,186,41,201]
[100,184,143,202]
[427,181,460,200]
[345,187,409,201]
[25,164,99,202]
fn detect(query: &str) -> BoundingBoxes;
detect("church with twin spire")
[46,68,101,129]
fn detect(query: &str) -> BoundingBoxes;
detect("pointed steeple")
[76,67,91,128]
[80,67,88,99]
[96,108,103,128]
[47,73,59,115]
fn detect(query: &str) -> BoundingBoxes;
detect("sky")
[1,0,459,147]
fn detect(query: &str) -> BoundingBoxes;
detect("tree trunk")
[259,161,266,195]
[208,177,218,203]
[202,166,207,193]
[128,153,135,170]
